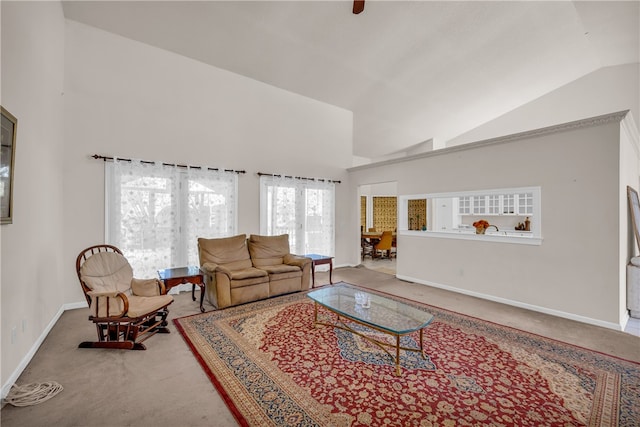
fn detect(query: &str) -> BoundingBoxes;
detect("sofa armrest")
[201,262,219,274]
[215,265,233,277]
[87,291,129,318]
[131,278,165,296]
[284,254,312,268]
[200,262,231,279]
[201,263,232,281]
[200,265,233,310]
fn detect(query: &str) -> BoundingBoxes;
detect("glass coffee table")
[307,284,434,376]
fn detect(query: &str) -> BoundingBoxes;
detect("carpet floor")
[174,282,640,426]
[1,267,639,426]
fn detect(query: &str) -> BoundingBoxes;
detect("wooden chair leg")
[79,341,143,350]
[82,309,170,350]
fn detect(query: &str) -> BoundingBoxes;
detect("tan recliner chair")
[76,245,174,350]
[247,234,312,297]
[198,234,270,309]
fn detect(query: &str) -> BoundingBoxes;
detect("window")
[260,175,335,256]
[106,159,238,277]
[399,186,542,245]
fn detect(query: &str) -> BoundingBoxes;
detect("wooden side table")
[305,254,334,287]
[158,266,205,312]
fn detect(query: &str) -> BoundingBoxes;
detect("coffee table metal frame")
[307,285,434,376]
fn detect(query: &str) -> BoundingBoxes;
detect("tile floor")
[361,256,396,274]
[359,257,640,337]
[626,316,640,336]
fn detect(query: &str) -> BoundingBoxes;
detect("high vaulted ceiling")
[61,1,640,159]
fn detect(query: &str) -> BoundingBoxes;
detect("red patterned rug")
[174,282,640,426]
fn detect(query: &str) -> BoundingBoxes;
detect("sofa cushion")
[267,269,302,281]
[260,264,301,275]
[248,234,291,267]
[231,283,269,306]
[260,264,302,280]
[198,234,253,271]
[230,276,272,289]
[229,267,269,281]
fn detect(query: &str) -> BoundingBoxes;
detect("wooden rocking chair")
[76,245,174,350]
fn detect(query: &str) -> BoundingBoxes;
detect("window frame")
[259,176,335,256]
[105,161,238,276]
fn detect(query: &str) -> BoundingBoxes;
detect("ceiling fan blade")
[353,0,365,14]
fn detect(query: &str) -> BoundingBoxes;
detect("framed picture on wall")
[1,106,17,224]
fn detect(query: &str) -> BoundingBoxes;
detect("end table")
[305,254,334,287]
[158,266,205,312]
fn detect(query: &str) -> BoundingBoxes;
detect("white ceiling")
[61,1,640,159]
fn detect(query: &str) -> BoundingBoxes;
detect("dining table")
[361,231,397,246]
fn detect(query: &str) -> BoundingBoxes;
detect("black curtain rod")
[91,154,246,174]
[257,171,341,184]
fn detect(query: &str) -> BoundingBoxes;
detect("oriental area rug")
[173,282,640,426]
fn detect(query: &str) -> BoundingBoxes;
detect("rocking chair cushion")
[80,252,134,296]
[86,291,128,318]
[131,278,163,297]
[80,250,172,318]
[86,292,173,318]
[127,295,174,318]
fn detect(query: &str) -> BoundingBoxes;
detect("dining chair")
[374,231,394,259]
[361,238,374,260]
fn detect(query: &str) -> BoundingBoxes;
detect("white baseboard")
[335,263,359,269]
[65,301,89,310]
[1,300,87,401]
[620,312,631,331]
[396,274,624,332]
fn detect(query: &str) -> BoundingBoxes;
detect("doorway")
[358,181,397,275]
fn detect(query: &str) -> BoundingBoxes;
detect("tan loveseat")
[198,234,312,309]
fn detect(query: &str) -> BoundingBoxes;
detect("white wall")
[619,117,640,325]
[349,112,638,329]
[359,181,397,196]
[1,1,66,393]
[448,63,640,147]
[1,8,352,396]
[62,20,353,305]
